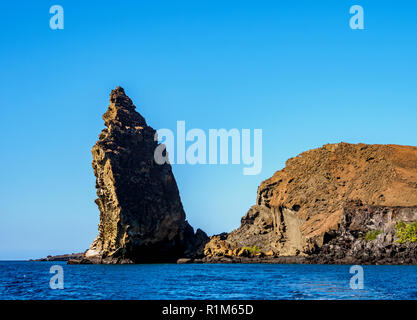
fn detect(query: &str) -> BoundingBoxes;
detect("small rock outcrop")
[31,253,85,262]
[204,143,417,264]
[82,87,207,263]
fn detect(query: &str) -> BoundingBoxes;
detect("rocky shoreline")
[35,248,417,265]
[33,89,417,266]
[31,253,85,262]
[201,143,417,265]
[195,203,417,266]
[179,254,417,265]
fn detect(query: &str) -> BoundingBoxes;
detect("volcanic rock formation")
[84,87,208,264]
[204,143,417,264]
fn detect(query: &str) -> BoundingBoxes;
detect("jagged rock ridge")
[84,87,207,263]
[204,143,417,264]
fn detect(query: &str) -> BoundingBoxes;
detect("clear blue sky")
[1,1,416,259]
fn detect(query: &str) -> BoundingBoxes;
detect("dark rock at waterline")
[31,252,85,262]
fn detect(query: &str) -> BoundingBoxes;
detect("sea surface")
[0,261,416,300]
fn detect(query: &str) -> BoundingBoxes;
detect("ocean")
[0,261,416,300]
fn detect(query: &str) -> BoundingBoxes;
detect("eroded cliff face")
[307,201,417,264]
[85,87,207,263]
[204,143,417,264]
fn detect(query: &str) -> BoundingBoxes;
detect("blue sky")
[1,1,416,259]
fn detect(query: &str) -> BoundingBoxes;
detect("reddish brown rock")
[204,143,417,264]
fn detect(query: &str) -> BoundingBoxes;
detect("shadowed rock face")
[85,87,207,263]
[204,143,417,264]
[307,201,417,264]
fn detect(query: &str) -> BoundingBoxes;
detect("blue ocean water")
[0,261,416,300]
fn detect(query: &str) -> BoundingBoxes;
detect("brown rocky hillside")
[204,143,417,264]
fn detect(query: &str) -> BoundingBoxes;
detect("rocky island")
[69,87,208,264]
[40,87,416,265]
[202,143,417,264]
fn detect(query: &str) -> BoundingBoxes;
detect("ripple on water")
[0,262,416,300]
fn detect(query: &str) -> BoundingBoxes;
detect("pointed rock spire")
[85,87,208,263]
[103,86,147,128]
